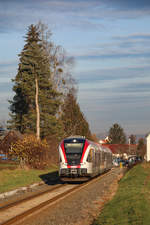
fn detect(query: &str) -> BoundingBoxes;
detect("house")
[99,136,110,144]
[146,133,150,161]
[102,143,137,159]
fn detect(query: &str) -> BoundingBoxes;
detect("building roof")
[102,144,137,155]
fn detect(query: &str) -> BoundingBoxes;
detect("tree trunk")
[35,77,40,140]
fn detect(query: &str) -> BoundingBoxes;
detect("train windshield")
[64,143,84,154]
[63,138,85,165]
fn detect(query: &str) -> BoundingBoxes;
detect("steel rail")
[0,183,66,211]
[0,170,112,225]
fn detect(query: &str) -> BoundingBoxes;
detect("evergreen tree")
[129,134,136,144]
[137,138,146,158]
[8,24,61,138]
[61,90,92,139]
[108,123,126,144]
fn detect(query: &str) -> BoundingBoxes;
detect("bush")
[9,135,49,169]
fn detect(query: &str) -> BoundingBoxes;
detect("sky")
[0,0,150,136]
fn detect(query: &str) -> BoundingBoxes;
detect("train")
[58,135,112,181]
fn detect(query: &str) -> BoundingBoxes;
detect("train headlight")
[61,169,68,175]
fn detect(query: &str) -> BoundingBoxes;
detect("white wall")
[146,134,150,161]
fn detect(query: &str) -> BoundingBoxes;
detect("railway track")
[0,170,112,225]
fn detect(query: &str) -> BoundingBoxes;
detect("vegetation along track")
[0,170,113,225]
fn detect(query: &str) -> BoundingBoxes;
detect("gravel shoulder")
[16,167,126,225]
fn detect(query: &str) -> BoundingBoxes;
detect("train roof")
[65,135,86,139]
[63,136,86,142]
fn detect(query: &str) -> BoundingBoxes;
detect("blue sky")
[0,0,150,136]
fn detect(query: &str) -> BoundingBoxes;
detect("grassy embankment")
[93,163,150,225]
[0,162,58,194]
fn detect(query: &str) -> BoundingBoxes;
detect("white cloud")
[0,77,12,83]
[0,0,150,135]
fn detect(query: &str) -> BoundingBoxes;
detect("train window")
[102,152,105,162]
[64,143,84,154]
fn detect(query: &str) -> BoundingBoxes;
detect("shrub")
[9,135,49,169]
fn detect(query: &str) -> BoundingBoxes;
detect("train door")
[104,151,107,170]
[92,148,96,175]
[87,147,94,175]
[95,146,100,175]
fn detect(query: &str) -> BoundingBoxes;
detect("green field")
[0,162,58,193]
[93,163,150,225]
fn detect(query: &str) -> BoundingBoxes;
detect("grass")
[93,163,150,225]
[0,161,19,170]
[0,163,58,194]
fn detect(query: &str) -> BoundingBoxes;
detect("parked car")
[112,158,119,166]
[119,159,127,167]
[113,158,127,167]
[0,127,5,136]
[0,153,8,160]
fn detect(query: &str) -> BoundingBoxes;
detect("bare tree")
[129,134,136,144]
[37,22,77,98]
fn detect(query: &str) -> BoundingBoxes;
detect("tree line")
[107,123,146,157]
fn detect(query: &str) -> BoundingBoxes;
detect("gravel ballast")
[17,167,125,225]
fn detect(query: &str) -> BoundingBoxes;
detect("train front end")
[58,136,90,181]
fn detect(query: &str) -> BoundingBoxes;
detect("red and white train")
[58,136,112,181]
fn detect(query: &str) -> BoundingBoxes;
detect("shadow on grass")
[39,171,63,185]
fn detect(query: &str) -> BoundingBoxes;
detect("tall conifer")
[8,24,61,138]
[61,90,92,139]
[108,123,126,144]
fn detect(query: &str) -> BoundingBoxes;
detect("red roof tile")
[102,144,137,154]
